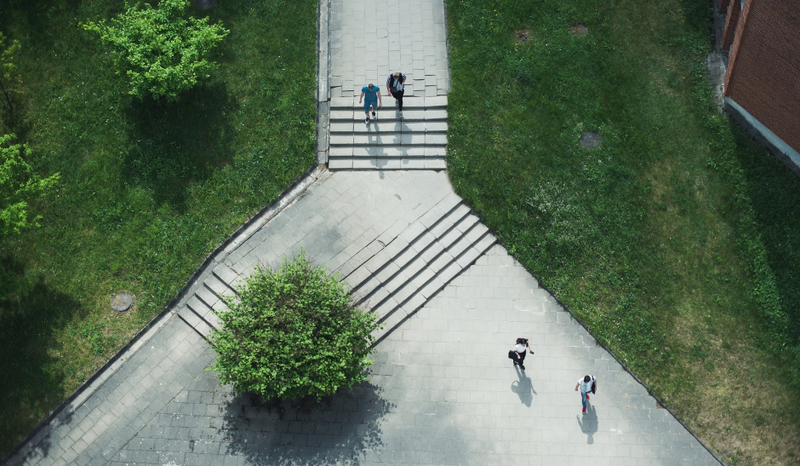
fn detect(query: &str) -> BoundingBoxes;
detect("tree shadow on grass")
[0,255,82,458]
[124,81,238,212]
[220,383,393,465]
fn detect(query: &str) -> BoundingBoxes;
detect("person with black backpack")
[508,337,533,370]
[575,374,598,414]
[385,71,407,117]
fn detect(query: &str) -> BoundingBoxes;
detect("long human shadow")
[0,255,82,459]
[576,404,599,444]
[510,365,537,407]
[220,382,393,465]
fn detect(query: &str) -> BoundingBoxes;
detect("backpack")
[390,74,403,91]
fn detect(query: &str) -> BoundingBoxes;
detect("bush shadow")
[220,382,393,465]
[0,254,82,458]
[123,81,238,212]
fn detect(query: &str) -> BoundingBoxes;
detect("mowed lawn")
[0,0,317,455]
[445,0,800,464]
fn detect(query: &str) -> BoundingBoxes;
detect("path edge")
[316,0,331,165]
[1,163,326,464]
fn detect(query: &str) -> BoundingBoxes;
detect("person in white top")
[512,337,533,370]
[574,374,597,413]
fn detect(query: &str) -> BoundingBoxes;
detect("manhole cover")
[580,131,601,149]
[111,293,133,312]
[570,24,588,36]
[195,0,215,9]
[515,29,533,43]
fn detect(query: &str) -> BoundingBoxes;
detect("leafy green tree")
[209,254,380,401]
[83,0,229,100]
[0,134,60,238]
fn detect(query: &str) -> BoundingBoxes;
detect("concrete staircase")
[327,95,448,170]
[335,192,496,343]
[176,272,230,338]
[177,192,496,345]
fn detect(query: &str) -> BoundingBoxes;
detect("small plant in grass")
[0,134,59,239]
[83,0,229,100]
[0,32,22,121]
[209,254,380,401]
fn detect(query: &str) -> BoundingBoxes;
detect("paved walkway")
[3,0,722,465]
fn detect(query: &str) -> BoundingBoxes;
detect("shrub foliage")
[209,254,380,401]
[84,0,229,100]
[0,134,59,238]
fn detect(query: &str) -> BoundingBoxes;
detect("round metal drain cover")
[111,293,133,312]
[580,131,601,149]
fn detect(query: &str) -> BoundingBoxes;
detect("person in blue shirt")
[359,83,382,125]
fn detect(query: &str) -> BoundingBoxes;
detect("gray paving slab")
[328,0,450,98]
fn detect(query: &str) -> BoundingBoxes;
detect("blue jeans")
[581,391,590,408]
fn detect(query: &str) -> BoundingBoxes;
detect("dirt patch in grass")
[569,23,588,36]
[515,29,534,43]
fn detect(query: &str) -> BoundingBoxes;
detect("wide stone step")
[177,305,215,338]
[350,208,471,299]
[328,158,447,170]
[330,95,447,110]
[330,133,447,146]
[371,229,497,344]
[332,191,457,280]
[342,193,464,294]
[188,291,223,327]
[329,146,446,157]
[329,109,447,122]
[331,189,497,343]
[330,121,449,133]
[366,217,486,315]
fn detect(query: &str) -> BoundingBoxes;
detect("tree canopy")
[83,0,229,100]
[209,254,380,401]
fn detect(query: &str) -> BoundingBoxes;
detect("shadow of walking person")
[510,365,537,407]
[576,404,598,444]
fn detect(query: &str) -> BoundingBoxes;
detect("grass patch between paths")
[446,0,800,463]
[0,0,317,454]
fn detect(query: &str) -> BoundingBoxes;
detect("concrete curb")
[316,0,331,165]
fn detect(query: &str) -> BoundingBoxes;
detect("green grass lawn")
[445,0,800,463]
[0,0,317,455]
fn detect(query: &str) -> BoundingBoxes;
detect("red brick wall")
[724,0,800,153]
[721,0,741,50]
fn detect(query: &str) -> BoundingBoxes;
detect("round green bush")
[209,254,380,401]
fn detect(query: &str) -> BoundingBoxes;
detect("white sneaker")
[365,117,369,125]
[398,110,403,119]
